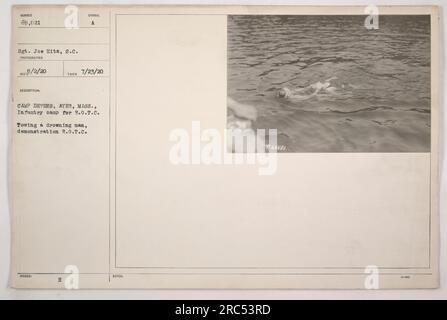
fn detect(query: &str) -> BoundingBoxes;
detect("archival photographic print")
[227,15,431,152]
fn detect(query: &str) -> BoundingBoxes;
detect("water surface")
[227,15,431,152]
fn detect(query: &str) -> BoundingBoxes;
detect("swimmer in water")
[277,77,338,101]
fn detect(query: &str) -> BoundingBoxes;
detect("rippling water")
[227,15,431,152]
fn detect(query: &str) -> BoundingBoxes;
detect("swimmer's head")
[277,87,291,99]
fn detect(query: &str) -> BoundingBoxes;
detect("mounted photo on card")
[10,5,439,289]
